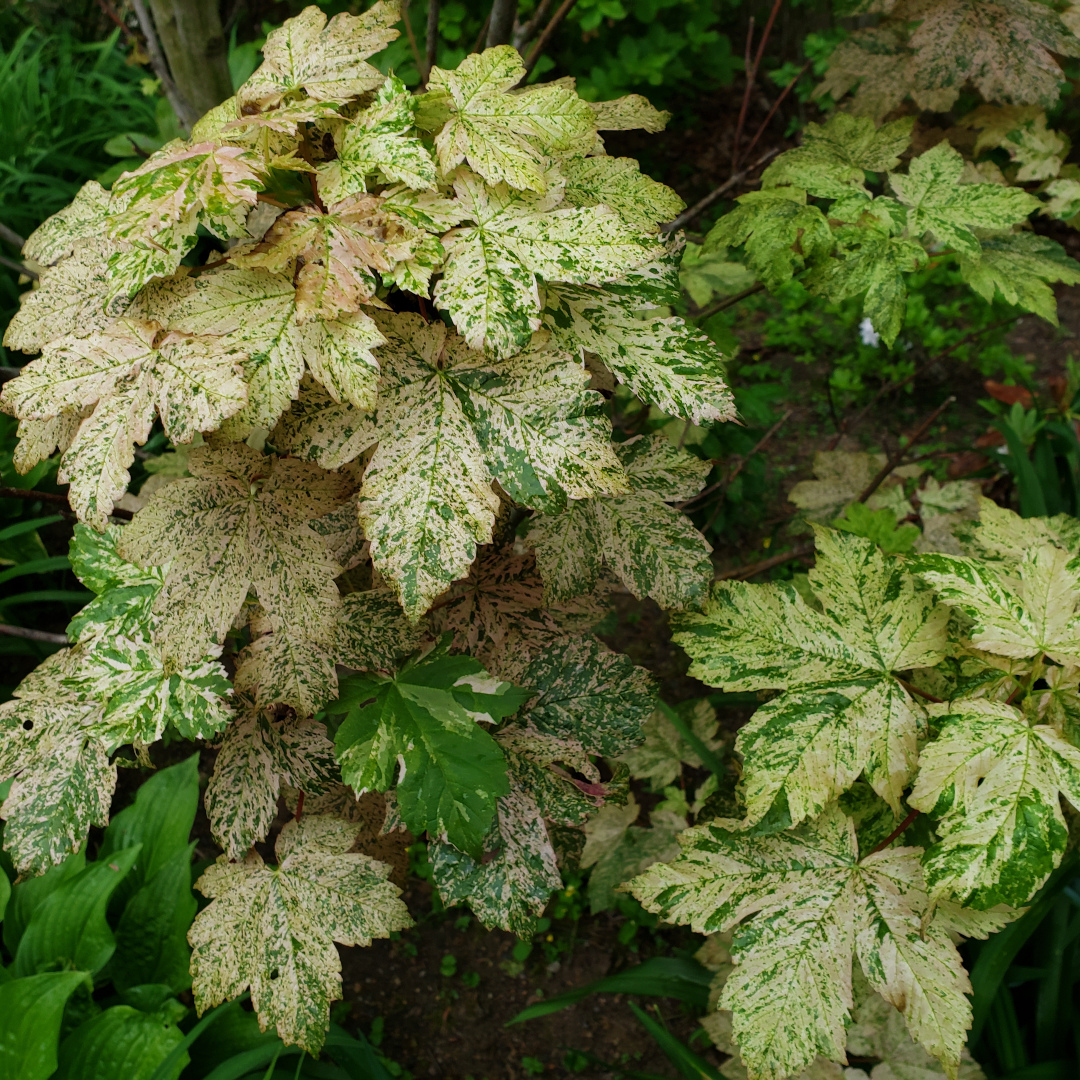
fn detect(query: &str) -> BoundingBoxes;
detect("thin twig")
[522,0,578,78]
[741,59,811,162]
[487,0,519,47]
[401,0,426,82]
[473,11,492,52]
[0,624,70,645]
[129,0,198,132]
[716,541,814,581]
[515,0,556,51]
[732,0,784,173]
[869,809,920,855]
[895,677,943,704]
[0,487,133,521]
[662,148,781,234]
[424,0,440,84]
[731,15,755,176]
[0,255,36,280]
[856,396,956,504]
[0,222,26,249]
[692,282,766,321]
[94,0,138,43]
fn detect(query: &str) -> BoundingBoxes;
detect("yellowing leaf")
[189,814,412,1052]
[423,46,594,192]
[236,1,401,110]
[629,806,972,1080]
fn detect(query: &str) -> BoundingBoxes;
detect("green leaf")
[330,649,523,856]
[421,46,594,192]
[831,503,921,555]
[15,844,140,977]
[889,142,1041,258]
[189,815,412,1054]
[0,971,91,1080]
[54,1005,187,1080]
[2,849,86,956]
[674,528,947,823]
[629,806,971,1080]
[909,698,1080,908]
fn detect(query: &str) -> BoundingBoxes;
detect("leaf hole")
[270,968,280,980]
[22,720,32,731]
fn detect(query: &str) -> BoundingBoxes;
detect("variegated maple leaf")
[672,528,948,824]
[236,1,399,110]
[620,699,723,791]
[420,46,594,192]
[2,318,248,527]
[117,444,351,667]
[436,170,660,358]
[189,815,412,1053]
[629,805,972,1080]
[560,155,684,230]
[21,180,112,267]
[528,434,714,610]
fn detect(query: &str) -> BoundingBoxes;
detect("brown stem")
[0,487,134,521]
[294,791,305,822]
[0,255,37,280]
[731,16,755,176]
[487,0,519,47]
[741,58,810,162]
[692,282,766,321]
[870,809,920,855]
[856,396,956,504]
[715,540,814,581]
[401,0,426,82]
[515,0,556,51]
[0,624,69,645]
[95,0,139,43]
[662,148,780,234]
[0,222,26,250]
[732,0,783,173]
[472,11,492,52]
[522,0,578,78]
[424,0,440,84]
[895,677,943,704]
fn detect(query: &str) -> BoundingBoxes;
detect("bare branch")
[424,0,440,83]
[0,222,26,250]
[661,148,780,234]
[692,282,765,322]
[0,255,37,280]
[522,0,578,78]
[514,0,556,52]
[401,0,426,83]
[0,487,134,522]
[129,0,198,132]
[716,541,815,581]
[0,624,70,645]
[487,0,519,47]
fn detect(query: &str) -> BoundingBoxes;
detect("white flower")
[859,317,881,347]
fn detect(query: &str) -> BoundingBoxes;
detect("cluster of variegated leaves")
[628,500,1080,1080]
[0,0,734,1054]
[708,110,1080,347]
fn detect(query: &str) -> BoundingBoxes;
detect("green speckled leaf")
[235,624,338,716]
[23,181,112,267]
[620,699,721,791]
[628,806,971,1080]
[272,377,379,469]
[909,698,1080,907]
[334,590,423,672]
[561,156,683,230]
[588,94,670,133]
[189,814,411,1053]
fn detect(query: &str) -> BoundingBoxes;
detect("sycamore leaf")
[909,698,1080,907]
[620,699,722,791]
[672,528,947,823]
[3,240,121,355]
[234,619,338,717]
[3,318,247,527]
[422,46,594,192]
[788,451,919,524]
[629,805,972,1080]
[189,814,412,1053]
[105,222,199,309]
[542,270,735,425]
[909,542,1080,664]
[589,94,669,132]
[811,27,911,124]
[560,156,684,230]
[959,232,1080,326]
[889,143,1041,259]
[317,76,436,203]
[118,445,350,668]
[22,180,111,266]
[272,377,379,470]
[528,434,714,609]
[327,647,526,856]
[235,1,400,110]
[205,709,337,858]
[954,497,1080,566]
[960,105,1066,181]
[437,169,658,358]
[11,411,85,477]
[334,589,424,672]
[235,195,427,323]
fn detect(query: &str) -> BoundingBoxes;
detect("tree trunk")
[146,0,234,122]
[486,0,518,48]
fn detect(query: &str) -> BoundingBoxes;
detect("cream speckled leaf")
[205,710,337,858]
[236,2,399,110]
[190,814,411,1053]
[22,180,112,266]
[318,76,436,204]
[672,528,947,822]
[333,590,422,672]
[235,625,338,716]
[3,318,248,527]
[788,451,894,523]
[955,497,1080,565]
[620,699,722,791]
[909,543,1080,664]
[561,156,684,230]
[909,698,1080,907]
[962,105,1064,181]
[118,445,349,667]
[629,806,971,1080]
[4,240,121,355]
[588,94,670,133]
[889,142,1041,260]
[12,411,85,476]
[105,220,198,309]
[424,46,594,192]
[542,273,735,425]
[437,170,659,357]
[272,377,379,469]
[528,434,713,609]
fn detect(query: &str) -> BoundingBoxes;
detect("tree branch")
[514,0,556,51]
[895,677,943,704]
[0,487,133,521]
[0,255,37,280]
[716,541,815,581]
[691,282,765,322]
[401,0,426,83]
[0,222,26,250]
[0,624,69,645]
[129,0,198,132]
[424,0,440,83]
[662,148,780,234]
[522,0,578,78]
[731,0,783,173]
[486,0,518,47]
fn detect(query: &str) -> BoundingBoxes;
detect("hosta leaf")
[959,232,1080,326]
[22,180,111,266]
[436,170,659,358]
[672,528,947,823]
[318,76,436,203]
[189,814,412,1053]
[422,46,594,192]
[235,1,400,110]
[629,806,971,1080]
[118,445,350,667]
[620,699,722,791]
[889,142,1041,259]
[205,709,337,858]
[3,318,247,527]
[909,698,1080,907]
[328,648,526,856]
[542,273,735,425]
[4,240,121,355]
[909,542,1080,663]
[528,434,714,609]
[560,156,684,230]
